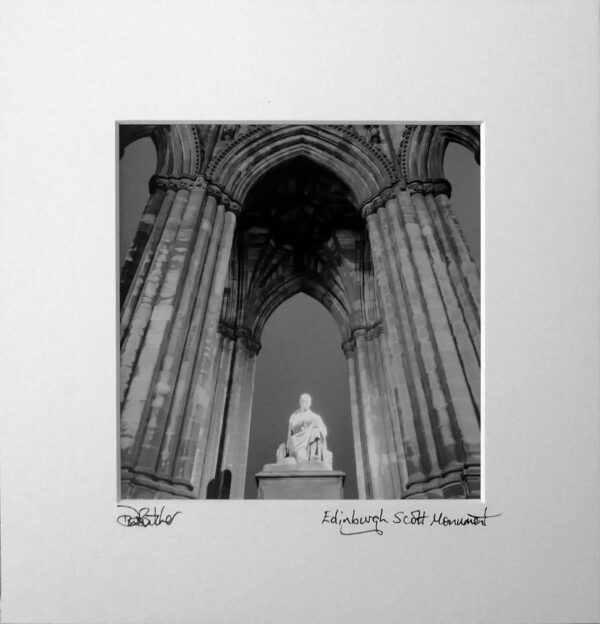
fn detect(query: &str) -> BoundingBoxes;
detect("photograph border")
[1,2,598,623]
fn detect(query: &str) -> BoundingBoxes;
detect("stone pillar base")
[255,462,345,499]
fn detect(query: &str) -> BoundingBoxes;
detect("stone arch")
[119,124,157,158]
[249,274,352,344]
[208,147,387,498]
[153,124,204,178]
[119,124,204,179]
[222,151,373,345]
[402,124,480,188]
[209,125,394,207]
[246,290,356,498]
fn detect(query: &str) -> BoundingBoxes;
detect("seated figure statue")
[275,393,333,470]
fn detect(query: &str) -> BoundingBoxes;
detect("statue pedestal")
[255,461,345,499]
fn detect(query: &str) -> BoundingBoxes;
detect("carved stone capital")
[149,174,167,193]
[218,322,236,341]
[361,200,377,219]
[379,186,396,204]
[173,177,194,192]
[225,200,241,217]
[433,178,452,197]
[149,175,200,193]
[236,326,261,355]
[206,183,223,201]
[245,337,261,355]
[341,338,356,357]
[193,174,208,189]
[422,181,434,195]
[408,178,447,196]
[361,185,399,219]
[366,321,383,341]
[351,326,367,341]
[361,195,385,219]
[407,179,425,195]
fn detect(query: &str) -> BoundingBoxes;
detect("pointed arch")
[209,125,394,207]
[403,124,480,183]
[249,273,352,344]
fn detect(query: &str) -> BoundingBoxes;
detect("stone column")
[134,187,221,478]
[121,185,177,337]
[427,180,479,357]
[354,327,393,499]
[154,192,225,479]
[365,183,483,497]
[351,329,375,498]
[365,202,440,493]
[120,181,166,311]
[365,324,403,498]
[433,189,480,318]
[216,328,261,499]
[399,186,480,472]
[120,181,206,465]
[119,179,240,497]
[197,325,236,498]
[169,203,238,489]
[375,329,409,495]
[412,183,480,411]
[366,184,481,496]
[383,194,462,483]
[342,339,368,499]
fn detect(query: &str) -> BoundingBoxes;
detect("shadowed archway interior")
[219,157,368,498]
[225,156,365,344]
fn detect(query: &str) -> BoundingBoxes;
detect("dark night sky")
[119,131,480,499]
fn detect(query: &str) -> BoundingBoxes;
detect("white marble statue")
[276,393,333,469]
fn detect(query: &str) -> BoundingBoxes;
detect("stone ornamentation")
[365,124,382,144]
[221,124,240,141]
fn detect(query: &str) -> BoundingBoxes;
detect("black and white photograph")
[119,123,481,501]
[1,2,598,623]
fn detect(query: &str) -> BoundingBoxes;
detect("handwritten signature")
[116,505,181,527]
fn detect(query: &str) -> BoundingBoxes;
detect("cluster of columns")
[359,180,480,498]
[200,324,261,499]
[120,176,240,498]
[343,323,404,499]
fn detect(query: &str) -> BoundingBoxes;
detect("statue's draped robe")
[286,409,328,463]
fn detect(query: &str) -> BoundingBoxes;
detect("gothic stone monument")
[119,124,481,500]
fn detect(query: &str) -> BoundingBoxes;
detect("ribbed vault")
[219,156,379,344]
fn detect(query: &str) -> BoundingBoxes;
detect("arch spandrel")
[209,125,394,207]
